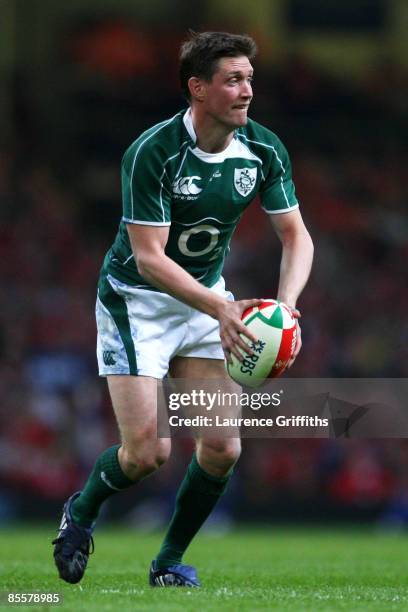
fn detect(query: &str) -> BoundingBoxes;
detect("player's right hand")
[216,299,263,364]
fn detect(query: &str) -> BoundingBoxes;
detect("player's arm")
[127,224,262,361]
[269,208,314,366]
[270,208,313,308]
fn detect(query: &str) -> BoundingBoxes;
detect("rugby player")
[52,31,314,587]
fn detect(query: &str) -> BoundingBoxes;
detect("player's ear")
[188,77,206,102]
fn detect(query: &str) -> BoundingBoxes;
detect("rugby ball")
[226,300,297,388]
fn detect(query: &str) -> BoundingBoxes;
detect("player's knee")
[143,442,170,475]
[199,439,241,472]
[153,439,172,468]
[136,455,166,477]
[219,440,241,468]
[121,439,171,479]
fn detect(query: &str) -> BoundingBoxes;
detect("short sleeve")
[121,142,171,226]
[260,138,299,215]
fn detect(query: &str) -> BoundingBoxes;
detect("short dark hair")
[179,31,257,101]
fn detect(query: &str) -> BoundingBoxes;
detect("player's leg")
[151,357,240,585]
[54,375,171,584]
[71,375,171,525]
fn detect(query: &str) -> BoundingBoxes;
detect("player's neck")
[190,107,234,153]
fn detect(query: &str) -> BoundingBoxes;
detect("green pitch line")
[1,527,408,611]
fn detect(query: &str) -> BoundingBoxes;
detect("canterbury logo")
[103,350,116,366]
[172,176,202,196]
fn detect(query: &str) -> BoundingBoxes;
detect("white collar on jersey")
[182,108,261,165]
[183,108,198,143]
[183,107,238,149]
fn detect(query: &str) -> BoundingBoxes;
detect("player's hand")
[216,299,263,364]
[286,307,302,369]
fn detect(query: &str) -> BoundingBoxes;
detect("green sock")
[71,445,134,527]
[156,453,231,569]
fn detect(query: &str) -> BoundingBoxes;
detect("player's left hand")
[286,308,302,369]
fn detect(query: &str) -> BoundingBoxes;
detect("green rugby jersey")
[102,108,299,289]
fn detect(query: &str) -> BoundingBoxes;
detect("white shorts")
[96,274,234,379]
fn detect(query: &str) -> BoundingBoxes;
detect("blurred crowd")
[0,19,407,523]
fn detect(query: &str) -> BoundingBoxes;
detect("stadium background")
[0,0,407,531]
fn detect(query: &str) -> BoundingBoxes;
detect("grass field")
[1,526,408,611]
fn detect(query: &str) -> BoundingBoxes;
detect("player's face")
[203,56,253,128]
